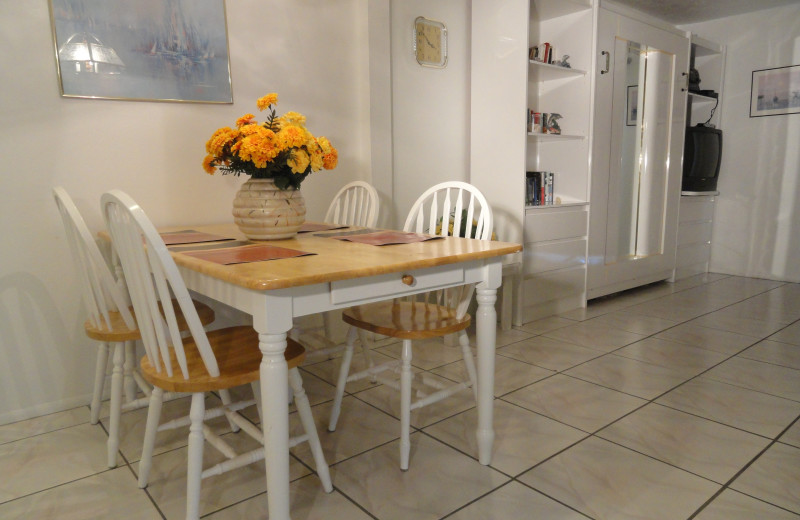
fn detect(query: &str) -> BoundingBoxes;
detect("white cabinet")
[675,194,716,280]
[586,7,689,300]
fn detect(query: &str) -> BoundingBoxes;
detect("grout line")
[688,414,800,519]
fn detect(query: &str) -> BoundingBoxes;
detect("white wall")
[389,0,471,227]
[683,5,800,282]
[0,1,371,424]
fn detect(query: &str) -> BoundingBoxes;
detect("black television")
[682,125,722,192]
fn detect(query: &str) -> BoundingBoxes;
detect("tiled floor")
[1,273,799,519]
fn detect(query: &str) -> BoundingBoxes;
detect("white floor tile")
[0,423,110,503]
[0,406,89,446]
[597,403,770,483]
[447,481,586,520]
[695,489,800,520]
[424,400,587,476]
[503,374,646,433]
[656,378,800,439]
[519,436,720,520]
[331,433,509,520]
[205,474,372,520]
[0,467,160,520]
[730,442,800,514]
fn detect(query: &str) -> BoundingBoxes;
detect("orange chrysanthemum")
[202,94,336,189]
[287,149,310,174]
[277,125,308,149]
[205,127,239,156]
[202,155,216,174]
[236,114,256,128]
[257,93,278,111]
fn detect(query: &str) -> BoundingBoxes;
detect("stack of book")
[529,43,556,64]
[527,110,542,133]
[527,110,562,134]
[526,171,555,206]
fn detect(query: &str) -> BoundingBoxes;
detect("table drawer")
[330,264,464,305]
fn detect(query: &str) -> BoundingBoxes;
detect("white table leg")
[475,287,497,465]
[258,332,291,520]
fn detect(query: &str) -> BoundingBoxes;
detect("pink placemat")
[181,244,314,265]
[160,230,235,246]
[297,223,350,233]
[326,230,443,246]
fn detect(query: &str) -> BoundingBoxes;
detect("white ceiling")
[609,0,800,25]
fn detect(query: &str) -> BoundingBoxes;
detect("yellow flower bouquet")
[203,93,338,190]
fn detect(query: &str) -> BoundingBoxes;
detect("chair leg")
[328,326,357,432]
[322,312,337,359]
[459,330,479,403]
[250,381,263,425]
[185,393,206,520]
[289,368,333,492]
[107,342,124,468]
[356,328,377,383]
[90,342,109,425]
[137,387,164,488]
[400,339,413,471]
[218,389,241,433]
[123,340,137,403]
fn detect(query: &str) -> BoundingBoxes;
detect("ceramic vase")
[232,178,306,240]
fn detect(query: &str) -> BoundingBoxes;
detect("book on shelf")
[528,42,554,63]
[526,171,555,206]
[527,109,542,133]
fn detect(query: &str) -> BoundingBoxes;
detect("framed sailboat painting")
[49,0,233,103]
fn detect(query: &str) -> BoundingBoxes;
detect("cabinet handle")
[401,275,415,286]
[600,51,610,74]
[681,71,688,92]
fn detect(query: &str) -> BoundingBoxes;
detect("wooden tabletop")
[157,223,521,291]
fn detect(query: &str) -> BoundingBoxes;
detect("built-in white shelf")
[529,60,587,82]
[526,199,589,210]
[689,92,718,104]
[527,132,585,141]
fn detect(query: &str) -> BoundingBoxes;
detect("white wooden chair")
[295,181,381,361]
[101,190,332,519]
[323,180,380,229]
[327,181,493,470]
[53,187,216,468]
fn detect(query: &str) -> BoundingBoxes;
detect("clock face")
[414,17,447,68]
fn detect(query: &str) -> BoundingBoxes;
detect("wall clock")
[413,16,447,68]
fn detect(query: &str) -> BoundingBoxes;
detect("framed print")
[49,0,233,103]
[750,64,800,117]
[626,85,638,126]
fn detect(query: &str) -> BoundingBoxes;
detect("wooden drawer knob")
[401,274,415,286]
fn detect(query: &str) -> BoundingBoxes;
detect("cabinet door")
[587,9,689,299]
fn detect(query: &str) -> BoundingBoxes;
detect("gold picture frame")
[49,0,233,103]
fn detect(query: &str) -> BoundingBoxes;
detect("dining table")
[152,222,521,519]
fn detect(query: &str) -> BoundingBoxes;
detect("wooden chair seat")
[343,301,471,340]
[84,299,216,342]
[141,326,305,393]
